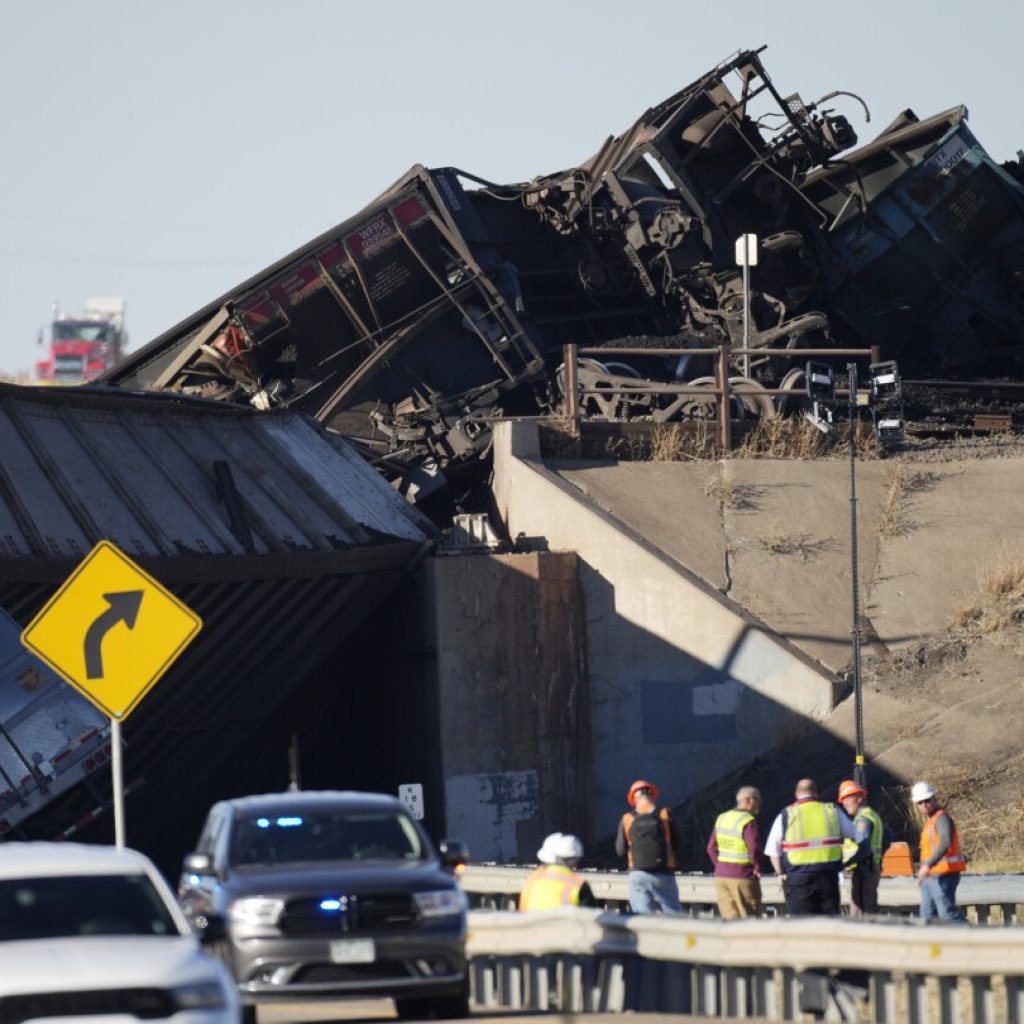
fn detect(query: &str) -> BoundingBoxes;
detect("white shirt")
[764,801,857,858]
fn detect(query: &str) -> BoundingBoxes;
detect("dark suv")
[177,791,469,1023]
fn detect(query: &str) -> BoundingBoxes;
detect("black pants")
[850,865,881,916]
[783,870,840,916]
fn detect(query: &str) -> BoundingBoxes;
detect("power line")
[0,250,260,268]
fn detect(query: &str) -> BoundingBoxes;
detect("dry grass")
[953,546,1024,635]
[596,421,718,462]
[755,530,834,560]
[757,531,806,556]
[701,470,762,512]
[869,465,942,587]
[735,417,879,460]
[735,417,832,458]
[540,413,885,463]
[647,421,716,461]
[648,424,685,461]
[876,465,941,541]
[539,416,582,458]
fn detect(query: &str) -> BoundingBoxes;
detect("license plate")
[330,938,375,963]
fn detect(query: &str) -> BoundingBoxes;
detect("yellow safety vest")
[519,864,584,911]
[714,809,754,865]
[842,805,884,870]
[781,800,842,868]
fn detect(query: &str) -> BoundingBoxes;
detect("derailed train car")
[104,48,1024,494]
[804,107,1024,376]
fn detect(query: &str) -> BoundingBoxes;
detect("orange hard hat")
[838,779,867,801]
[627,779,659,807]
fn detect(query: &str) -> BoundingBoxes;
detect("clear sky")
[2,0,1021,377]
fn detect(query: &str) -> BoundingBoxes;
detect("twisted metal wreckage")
[106,48,1024,499]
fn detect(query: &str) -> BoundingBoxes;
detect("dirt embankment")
[560,428,1024,871]
[688,435,1024,872]
[672,621,1024,873]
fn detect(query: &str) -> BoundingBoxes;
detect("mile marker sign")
[20,540,202,720]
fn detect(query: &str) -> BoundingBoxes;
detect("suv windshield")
[229,809,425,866]
[0,874,179,941]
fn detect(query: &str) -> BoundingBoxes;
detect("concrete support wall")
[430,551,591,863]
[491,421,840,841]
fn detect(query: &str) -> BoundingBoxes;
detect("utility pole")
[847,363,866,787]
[807,358,904,787]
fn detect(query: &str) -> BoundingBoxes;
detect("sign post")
[20,540,202,847]
[734,234,758,379]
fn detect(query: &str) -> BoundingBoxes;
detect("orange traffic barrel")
[881,841,913,877]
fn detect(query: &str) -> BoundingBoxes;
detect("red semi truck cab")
[35,298,127,385]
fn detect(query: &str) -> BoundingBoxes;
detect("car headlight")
[227,896,285,925]
[173,979,229,1009]
[413,889,466,918]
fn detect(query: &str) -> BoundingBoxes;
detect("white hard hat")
[537,832,584,864]
[911,781,936,803]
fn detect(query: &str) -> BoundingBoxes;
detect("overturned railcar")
[104,48,1024,489]
[104,169,551,500]
[804,107,1024,376]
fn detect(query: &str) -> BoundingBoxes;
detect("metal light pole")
[847,363,866,787]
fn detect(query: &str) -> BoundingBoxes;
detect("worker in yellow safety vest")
[519,833,595,911]
[766,778,857,916]
[706,785,763,918]
[837,779,889,917]
[912,781,967,922]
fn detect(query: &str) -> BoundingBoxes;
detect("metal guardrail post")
[470,959,495,1008]
[563,343,580,431]
[725,967,752,1017]
[717,343,732,452]
[938,975,959,1021]
[695,964,720,1014]
[870,971,897,1023]
[906,974,928,1024]
[973,976,995,1023]
[500,959,523,1008]
[597,959,626,1012]
[1007,976,1024,1022]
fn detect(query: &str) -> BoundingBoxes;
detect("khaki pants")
[715,876,763,919]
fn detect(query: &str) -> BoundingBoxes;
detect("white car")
[0,841,239,1022]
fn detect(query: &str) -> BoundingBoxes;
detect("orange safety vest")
[519,863,585,911]
[920,809,966,875]
[620,807,678,870]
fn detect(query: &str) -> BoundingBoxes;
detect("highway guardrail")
[461,865,1024,925]
[466,908,1024,1022]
